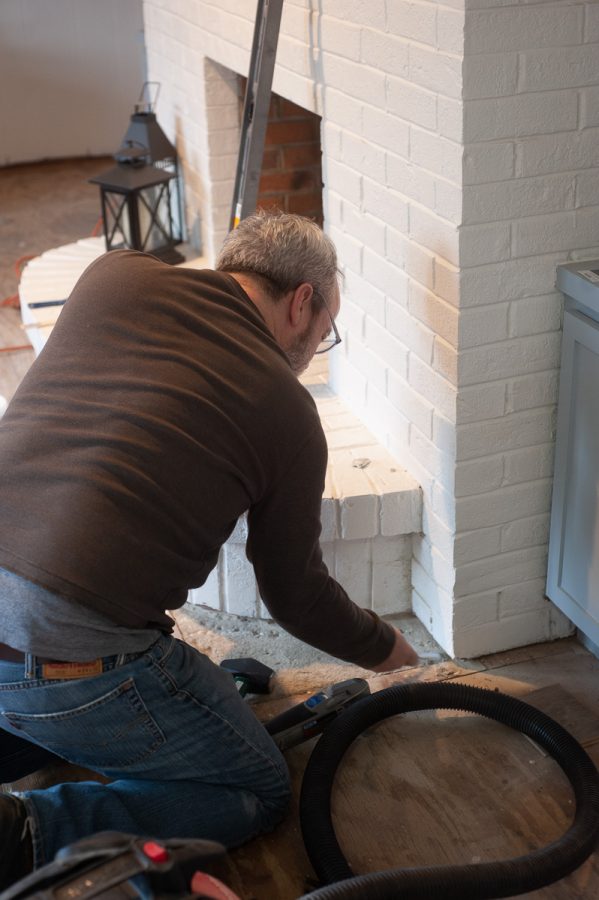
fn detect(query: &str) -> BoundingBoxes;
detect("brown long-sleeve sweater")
[0,250,395,667]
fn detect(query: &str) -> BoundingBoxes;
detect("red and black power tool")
[0,831,240,900]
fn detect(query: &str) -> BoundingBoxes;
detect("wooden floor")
[219,639,599,899]
[7,638,598,898]
[0,156,110,403]
[2,159,599,899]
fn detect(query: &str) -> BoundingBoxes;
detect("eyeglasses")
[314,293,342,355]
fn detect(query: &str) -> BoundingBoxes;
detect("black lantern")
[89,83,184,264]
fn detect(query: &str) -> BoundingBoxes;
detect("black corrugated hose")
[299,682,599,900]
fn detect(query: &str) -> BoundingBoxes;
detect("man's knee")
[261,786,291,834]
[260,764,292,831]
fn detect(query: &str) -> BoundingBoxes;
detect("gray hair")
[216,210,339,305]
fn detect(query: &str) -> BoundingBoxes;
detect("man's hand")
[370,627,419,672]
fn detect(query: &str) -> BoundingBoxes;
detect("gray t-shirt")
[0,567,160,660]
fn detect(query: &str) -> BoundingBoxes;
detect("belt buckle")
[41,660,104,680]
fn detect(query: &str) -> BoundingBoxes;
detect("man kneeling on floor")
[0,211,417,889]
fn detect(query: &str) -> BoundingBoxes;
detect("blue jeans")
[0,635,290,868]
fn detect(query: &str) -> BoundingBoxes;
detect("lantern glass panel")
[103,192,130,249]
[138,182,175,253]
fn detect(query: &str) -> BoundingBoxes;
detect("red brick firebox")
[238,79,324,225]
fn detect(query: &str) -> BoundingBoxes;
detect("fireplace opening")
[237,77,324,226]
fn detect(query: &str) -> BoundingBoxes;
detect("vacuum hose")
[299,682,599,899]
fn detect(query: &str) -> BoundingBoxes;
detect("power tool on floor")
[0,831,237,900]
[219,656,370,749]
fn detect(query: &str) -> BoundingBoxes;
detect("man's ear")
[288,283,314,327]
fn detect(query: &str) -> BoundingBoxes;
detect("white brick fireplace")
[142,0,599,658]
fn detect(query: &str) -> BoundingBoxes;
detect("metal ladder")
[229,0,284,230]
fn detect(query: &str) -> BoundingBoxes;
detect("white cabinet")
[547,262,599,646]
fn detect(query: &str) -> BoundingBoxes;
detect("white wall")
[0,0,146,165]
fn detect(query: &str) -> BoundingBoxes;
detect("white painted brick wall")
[464,93,578,143]
[464,6,583,53]
[142,0,598,659]
[456,0,598,657]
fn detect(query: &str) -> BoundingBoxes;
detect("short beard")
[286,322,315,375]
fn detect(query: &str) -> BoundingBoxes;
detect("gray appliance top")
[557,260,599,321]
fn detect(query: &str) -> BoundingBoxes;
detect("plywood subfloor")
[218,638,599,899]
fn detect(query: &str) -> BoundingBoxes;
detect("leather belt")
[0,642,106,680]
[0,642,41,663]
[0,641,96,666]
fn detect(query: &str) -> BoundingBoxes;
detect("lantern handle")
[136,82,161,114]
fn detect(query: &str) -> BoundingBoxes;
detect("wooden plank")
[476,636,582,670]
[524,683,599,748]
